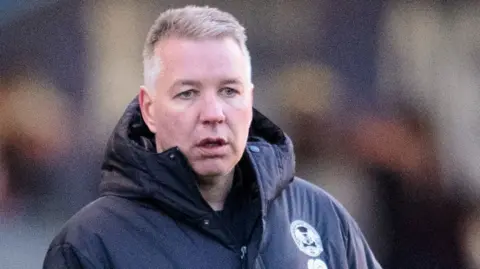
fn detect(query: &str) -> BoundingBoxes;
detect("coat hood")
[100,96,295,224]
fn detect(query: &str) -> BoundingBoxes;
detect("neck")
[197,171,235,211]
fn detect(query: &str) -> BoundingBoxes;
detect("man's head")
[139,6,254,179]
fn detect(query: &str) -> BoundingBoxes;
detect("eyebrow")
[220,78,242,85]
[171,79,202,89]
[170,78,243,89]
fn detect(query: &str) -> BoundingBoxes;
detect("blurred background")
[1,0,480,268]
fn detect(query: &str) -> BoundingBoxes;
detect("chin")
[196,171,226,179]
[191,161,233,178]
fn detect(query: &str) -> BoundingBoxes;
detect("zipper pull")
[240,246,247,260]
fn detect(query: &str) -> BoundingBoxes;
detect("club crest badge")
[290,220,323,257]
[308,259,328,269]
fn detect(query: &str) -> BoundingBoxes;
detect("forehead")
[154,37,249,83]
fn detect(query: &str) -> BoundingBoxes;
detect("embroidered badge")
[307,259,328,269]
[290,220,324,257]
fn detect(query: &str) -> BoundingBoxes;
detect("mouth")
[197,138,228,148]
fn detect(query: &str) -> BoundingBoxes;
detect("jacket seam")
[329,199,349,248]
[256,254,267,269]
[52,243,98,268]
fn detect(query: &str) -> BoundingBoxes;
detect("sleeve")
[327,192,383,269]
[43,243,96,269]
[343,215,383,269]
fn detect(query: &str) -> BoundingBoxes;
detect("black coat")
[43,97,381,269]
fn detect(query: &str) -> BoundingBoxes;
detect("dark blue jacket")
[43,98,381,269]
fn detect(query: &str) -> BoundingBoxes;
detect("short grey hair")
[143,5,252,90]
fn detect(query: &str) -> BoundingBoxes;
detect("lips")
[197,138,227,147]
[195,138,229,156]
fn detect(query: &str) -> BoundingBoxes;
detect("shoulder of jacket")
[288,176,339,202]
[44,241,98,268]
[288,176,355,232]
[48,196,128,247]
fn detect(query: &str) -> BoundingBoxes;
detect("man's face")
[140,37,253,178]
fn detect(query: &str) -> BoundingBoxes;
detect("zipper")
[240,245,247,269]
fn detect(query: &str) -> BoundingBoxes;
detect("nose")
[199,93,225,125]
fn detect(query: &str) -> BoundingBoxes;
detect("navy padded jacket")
[43,97,382,269]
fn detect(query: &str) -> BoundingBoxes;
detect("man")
[43,5,381,269]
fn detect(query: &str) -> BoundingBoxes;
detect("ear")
[139,86,157,133]
[249,84,255,105]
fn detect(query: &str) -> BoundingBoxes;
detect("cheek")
[232,93,253,109]
[155,110,188,143]
[228,104,252,141]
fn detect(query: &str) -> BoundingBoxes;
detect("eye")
[220,87,239,97]
[176,89,197,100]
